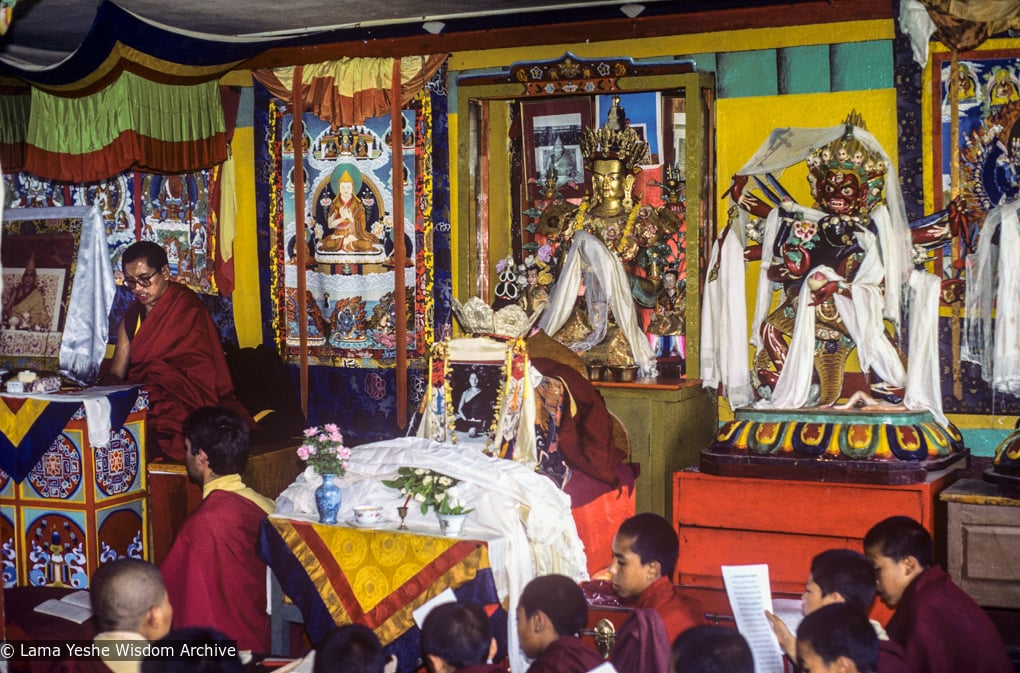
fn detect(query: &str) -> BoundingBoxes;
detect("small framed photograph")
[521,98,594,199]
[448,362,504,447]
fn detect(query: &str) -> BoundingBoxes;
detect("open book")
[34,589,93,624]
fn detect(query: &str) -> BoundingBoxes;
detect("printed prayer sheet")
[722,564,785,673]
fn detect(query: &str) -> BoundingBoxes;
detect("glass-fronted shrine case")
[455,53,716,380]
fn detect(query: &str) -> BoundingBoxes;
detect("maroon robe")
[527,636,604,673]
[879,638,916,673]
[632,576,705,644]
[160,489,271,653]
[885,566,1011,673]
[125,281,251,460]
[610,607,671,673]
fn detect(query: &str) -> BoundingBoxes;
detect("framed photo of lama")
[521,98,593,200]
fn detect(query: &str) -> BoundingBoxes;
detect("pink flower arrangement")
[297,424,351,476]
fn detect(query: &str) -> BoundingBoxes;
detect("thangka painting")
[267,95,432,366]
[930,46,1020,414]
[4,170,219,296]
[0,215,80,368]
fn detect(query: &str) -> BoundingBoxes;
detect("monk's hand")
[765,610,795,660]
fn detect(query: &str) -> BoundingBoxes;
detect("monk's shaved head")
[91,558,168,634]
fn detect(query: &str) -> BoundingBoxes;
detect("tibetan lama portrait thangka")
[271,104,429,366]
[535,97,684,378]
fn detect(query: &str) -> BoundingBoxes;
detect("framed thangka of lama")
[269,98,430,366]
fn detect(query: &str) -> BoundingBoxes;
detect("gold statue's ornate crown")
[581,126,647,175]
[580,95,647,175]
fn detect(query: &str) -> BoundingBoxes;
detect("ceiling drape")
[252,55,446,126]
[21,73,228,182]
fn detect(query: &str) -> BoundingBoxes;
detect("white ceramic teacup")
[353,505,383,525]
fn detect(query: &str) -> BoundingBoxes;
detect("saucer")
[347,518,387,529]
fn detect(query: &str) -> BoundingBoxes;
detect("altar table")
[257,515,507,671]
[0,386,147,588]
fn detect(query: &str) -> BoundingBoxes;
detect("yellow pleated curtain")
[253,55,447,427]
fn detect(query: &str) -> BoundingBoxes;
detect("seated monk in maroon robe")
[516,575,604,673]
[609,513,705,673]
[865,516,1013,673]
[160,407,274,653]
[106,241,251,461]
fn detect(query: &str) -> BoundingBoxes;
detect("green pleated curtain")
[19,72,227,183]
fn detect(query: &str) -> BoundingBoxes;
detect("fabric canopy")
[900,0,1020,65]
[0,1,295,93]
[20,74,227,182]
[253,55,446,126]
[0,1,306,182]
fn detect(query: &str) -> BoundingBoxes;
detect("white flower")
[435,492,446,502]
[414,468,426,475]
[439,476,452,486]
[413,493,426,503]
[423,475,434,485]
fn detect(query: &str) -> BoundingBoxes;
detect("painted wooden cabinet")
[673,467,962,622]
[0,394,148,588]
[597,380,716,519]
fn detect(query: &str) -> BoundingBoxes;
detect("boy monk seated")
[797,603,880,673]
[421,601,506,673]
[765,549,911,673]
[516,575,604,673]
[864,516,1012,673]
[609,513,705,672]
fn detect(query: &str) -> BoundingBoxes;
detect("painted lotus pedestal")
[703,406,968,484]
[0,393,148,588]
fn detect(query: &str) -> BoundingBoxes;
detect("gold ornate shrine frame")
[455,52,715,377]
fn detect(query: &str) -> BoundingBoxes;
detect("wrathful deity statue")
[536,100,681,376]
[720,111,950,420]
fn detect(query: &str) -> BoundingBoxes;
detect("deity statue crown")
[580,96,648,175]
[807,110,887,215]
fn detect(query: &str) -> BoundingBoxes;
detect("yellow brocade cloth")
[257,516,501,649]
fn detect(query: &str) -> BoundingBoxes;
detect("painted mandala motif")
[27,435,82,500]
[95,428,140,496]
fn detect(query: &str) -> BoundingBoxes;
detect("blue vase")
[315,474,342,524]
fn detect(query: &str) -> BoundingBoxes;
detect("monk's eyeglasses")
[123,271,159,289]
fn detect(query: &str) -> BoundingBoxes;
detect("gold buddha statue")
[536,100,680,374]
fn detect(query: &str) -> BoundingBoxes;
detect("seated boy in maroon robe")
[670,625,753,673]
[421,602,507,673]
[106,241,251,461]
[766,549,912,673]
[609,513,705,673]
[864,516,1012,673]
[797,603,879,673]
[516,575,604,673]
[160,407,275,653]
